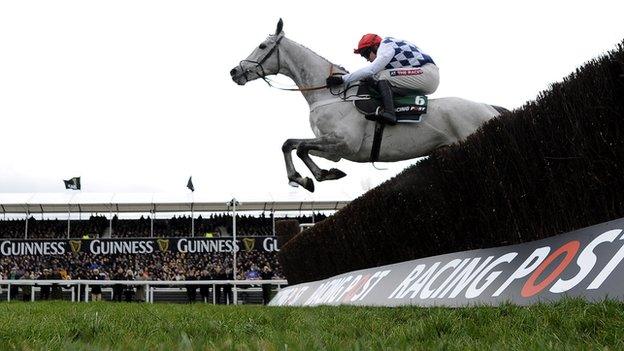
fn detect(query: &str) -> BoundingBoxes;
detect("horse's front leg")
[296,137,348,183]
[282,139,315,192]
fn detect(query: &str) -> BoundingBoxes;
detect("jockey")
[326,34,439,125]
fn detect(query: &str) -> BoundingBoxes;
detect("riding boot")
[377,80,397,125]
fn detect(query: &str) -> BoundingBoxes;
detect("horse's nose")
[230,68,238,78]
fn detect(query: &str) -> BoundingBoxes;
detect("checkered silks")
[382,37,435,69]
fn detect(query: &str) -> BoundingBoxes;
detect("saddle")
[353,80,428,123]
[353,80,429,162]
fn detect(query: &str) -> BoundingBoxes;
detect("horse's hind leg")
[296,137,348,183]
[282,139,315,192]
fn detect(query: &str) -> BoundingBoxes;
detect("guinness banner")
[271,217,624,307]
[0,237,279,256]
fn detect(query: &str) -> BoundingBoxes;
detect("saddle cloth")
[354,81,428,123]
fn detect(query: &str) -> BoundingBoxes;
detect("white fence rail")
[0,279,288,304]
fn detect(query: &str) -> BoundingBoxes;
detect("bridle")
[236,35,333,92]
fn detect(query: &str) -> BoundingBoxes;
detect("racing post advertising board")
[271,218,624,307]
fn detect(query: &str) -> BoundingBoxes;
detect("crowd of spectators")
[0,213,327,239]
[0,213,326,303]
[0,250,282,303]
[0,250,283,281]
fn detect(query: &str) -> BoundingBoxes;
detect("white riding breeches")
[375,63,440,94]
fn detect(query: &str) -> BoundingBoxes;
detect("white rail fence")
[0,279,288,304]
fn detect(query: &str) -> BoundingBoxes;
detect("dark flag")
[63,177,81,190]
[187,176,195,192]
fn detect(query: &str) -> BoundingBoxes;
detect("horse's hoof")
[288,172,303,187]
[288,174,314,192]
[302,177,315,192]
[328,168,347,180]
[319,168,347,181]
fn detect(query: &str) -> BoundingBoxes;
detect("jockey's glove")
[326,75,344,87]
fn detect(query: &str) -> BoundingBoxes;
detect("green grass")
[0,299,622,350]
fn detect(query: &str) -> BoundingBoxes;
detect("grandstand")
[0,193,348,238]
[0,193,349,304]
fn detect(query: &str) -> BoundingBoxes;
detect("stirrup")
[379,111,397,125]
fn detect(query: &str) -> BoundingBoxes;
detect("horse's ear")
[275,18,283,35]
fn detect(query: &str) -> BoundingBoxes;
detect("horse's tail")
[491,105,511,115]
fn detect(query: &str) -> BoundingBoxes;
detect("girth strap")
[370,121,385,162]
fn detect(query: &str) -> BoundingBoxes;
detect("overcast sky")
[0,0,622,203]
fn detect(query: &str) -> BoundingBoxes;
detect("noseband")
[237,35,284,84]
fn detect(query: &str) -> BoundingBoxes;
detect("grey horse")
[231,19,506,192]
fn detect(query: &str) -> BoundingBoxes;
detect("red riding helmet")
[354,34,382,54]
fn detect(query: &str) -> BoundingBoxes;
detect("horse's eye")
[259,43,267,49]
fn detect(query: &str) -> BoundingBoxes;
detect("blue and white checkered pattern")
[383,37,435,70]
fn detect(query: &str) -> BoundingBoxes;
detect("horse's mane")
[282,36,349,74]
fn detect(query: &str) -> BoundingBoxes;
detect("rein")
[261,73,332,92]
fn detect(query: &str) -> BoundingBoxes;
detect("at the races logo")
[390,69,423,76]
